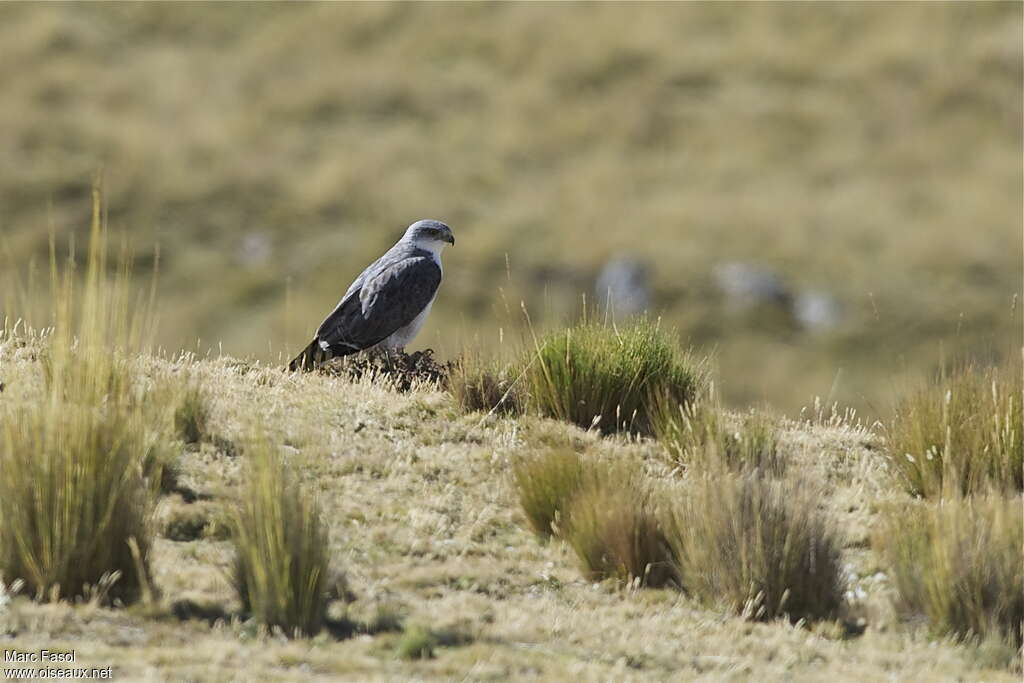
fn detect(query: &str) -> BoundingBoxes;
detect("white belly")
[379,297,435,351]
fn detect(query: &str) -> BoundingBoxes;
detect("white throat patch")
[410,238,448,266]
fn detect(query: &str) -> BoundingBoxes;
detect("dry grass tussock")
[653,391,785,476]
[511,449,843,621]
[0,401,155,604]
[876,495,1023,648]
[174,381,212,446]
[665,473,845,623]
[886,363,1023,498]
[230,439,332,637]
[511,449,584,539]
[0,188,164,604]
[512,451,675,588]
[562,469,676,588]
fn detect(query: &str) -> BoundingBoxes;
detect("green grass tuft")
[666,474,844,622]
[230,441,332,637]
[511,449,584,539]
[525,318,706,435]
[886,364,1023,498]
[395,623,438,660]
[876,496,1023,647]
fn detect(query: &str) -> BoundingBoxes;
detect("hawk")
[289,219,454,371]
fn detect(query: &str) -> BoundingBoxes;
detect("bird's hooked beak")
[445,233,456,246]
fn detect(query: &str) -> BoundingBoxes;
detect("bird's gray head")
[402,219,455,250]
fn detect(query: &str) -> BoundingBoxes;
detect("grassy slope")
[0,344,1016,681]
[0,3,1021,416]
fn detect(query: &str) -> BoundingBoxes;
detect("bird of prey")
[289,219,454,371]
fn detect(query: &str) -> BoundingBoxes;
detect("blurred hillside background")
[1,2,1020,417]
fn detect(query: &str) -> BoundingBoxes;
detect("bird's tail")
[288,338,330,372]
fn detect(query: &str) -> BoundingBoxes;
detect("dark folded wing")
[315,256,441,352]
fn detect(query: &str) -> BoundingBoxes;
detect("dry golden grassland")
[1,192,1014,681]
[0,337,1019,681]
[0,2,1020,415]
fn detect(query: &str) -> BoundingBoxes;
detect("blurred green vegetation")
[0,3,1020,416]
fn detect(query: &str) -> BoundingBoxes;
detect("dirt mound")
[318,349,452,392]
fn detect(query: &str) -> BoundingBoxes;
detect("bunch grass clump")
[875,496,1023,647]
[0,403,155,603]
[525,318,706,435]
[653,396,785,476]
[230,441,332,637]
[174,382,212,445]
[511,449,584,539]
[0,184,158,604]
[665,474,844,622]
[395,624,437,660]
[512,450,675,587]
[886,363,1022,498]
[563,472,676,587]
